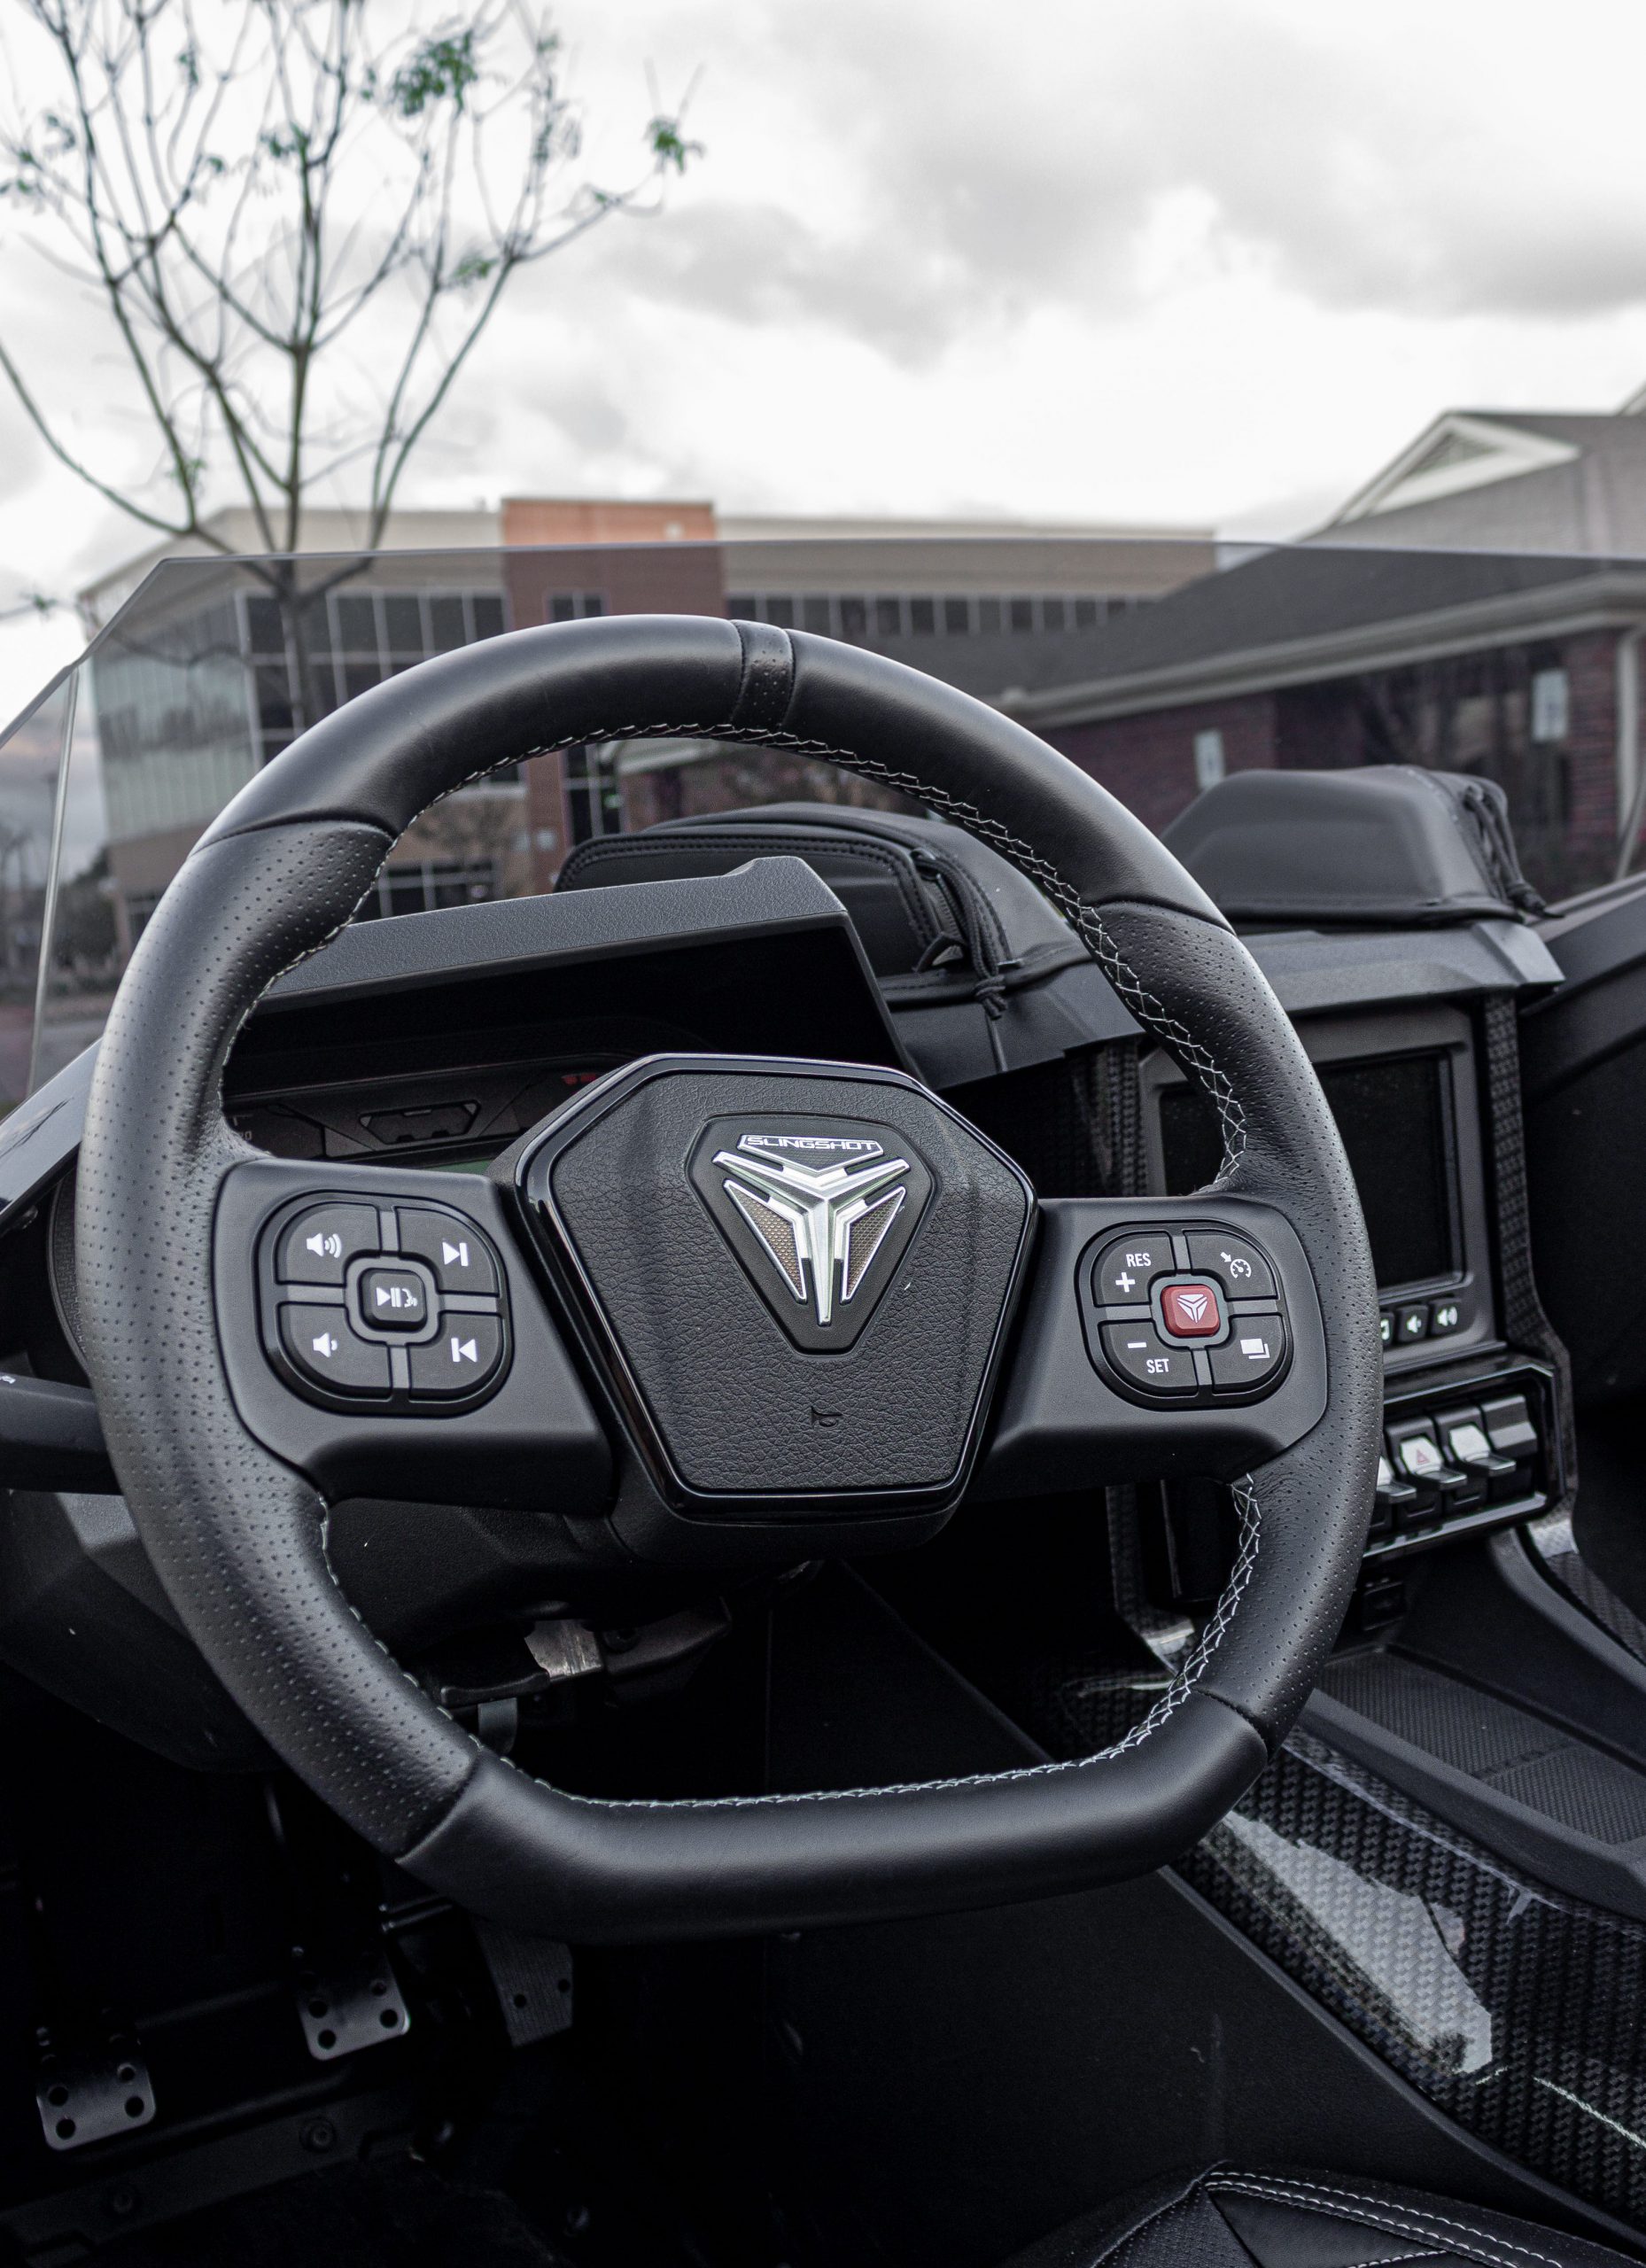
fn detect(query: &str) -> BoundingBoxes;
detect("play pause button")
[408,1313,504,1398]
[359,1266,427,1331]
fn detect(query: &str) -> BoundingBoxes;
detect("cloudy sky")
[6,0,1646,719]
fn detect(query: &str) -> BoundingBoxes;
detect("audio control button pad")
[259,1192,510,1413]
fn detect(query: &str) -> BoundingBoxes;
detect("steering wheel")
[74,616,1380,1943]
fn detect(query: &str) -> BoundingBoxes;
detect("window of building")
[245,595,285,658]
[1193,729,1227,791]
[1531,666,1570,744]
[353,858,500,920]
[547,591,604,624]
[726,592,1136,641]
[336,594,377,653]
[563,742,625,846]
[430,595,468,652]
[235,586,512,766]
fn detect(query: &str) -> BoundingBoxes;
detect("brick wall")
[1044,690,1279,835]
[1561,628,1619,897]
[1040,634,1625,900]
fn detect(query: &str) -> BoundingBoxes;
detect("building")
[74,501,1215,951]
[1317,398,1646,557]
[1003,392,1646,902]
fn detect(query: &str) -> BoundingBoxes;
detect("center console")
[1153,769,1572,1619]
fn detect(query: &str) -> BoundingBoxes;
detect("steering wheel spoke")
[976,1194,1328,1501]
[214,1155,610,1511]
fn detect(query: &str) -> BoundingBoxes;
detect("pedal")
[475,1922,574,2047]
[35,2027,155,2151]
[294,1950,411,2062]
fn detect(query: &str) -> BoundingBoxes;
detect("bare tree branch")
[0,0,701,651]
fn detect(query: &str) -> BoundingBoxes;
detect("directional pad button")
[1093,1234,1174,1305]
[279,1305,391,1395]
[408,1315,505,1399]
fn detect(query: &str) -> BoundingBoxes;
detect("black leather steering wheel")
[74,615,1381,1942]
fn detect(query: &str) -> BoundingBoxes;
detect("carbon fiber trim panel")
[1178,1732,1646,2233]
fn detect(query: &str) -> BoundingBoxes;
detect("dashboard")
[0,809,1578,1751]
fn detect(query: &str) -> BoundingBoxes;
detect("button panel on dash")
[1081,1221,1291,1405]
[261,1196,509,1412]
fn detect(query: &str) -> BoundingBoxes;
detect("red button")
[1160,1282,1223,1339]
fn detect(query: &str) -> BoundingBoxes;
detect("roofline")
[1002,567,1646,728]
[1324,411,1578,530]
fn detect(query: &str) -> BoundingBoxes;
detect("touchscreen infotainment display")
[1160,1052,1458,1293]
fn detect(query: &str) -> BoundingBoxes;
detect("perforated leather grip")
[76,614,1380,1943]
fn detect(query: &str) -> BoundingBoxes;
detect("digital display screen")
[1160,1052,1458,1293]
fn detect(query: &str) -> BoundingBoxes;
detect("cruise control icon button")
[1160,1281,1223,1339]
[1184,1232,1275,1301]
[279,1305,391,1394]
[408,1313,505,1399]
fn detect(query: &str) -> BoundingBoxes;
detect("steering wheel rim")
[74,614,1381,1942]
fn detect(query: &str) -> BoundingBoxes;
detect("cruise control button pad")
[1081,1218,1293,1406]
[260,1193,510,1413]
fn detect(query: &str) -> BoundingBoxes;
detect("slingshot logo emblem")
[714,1132,912,1329]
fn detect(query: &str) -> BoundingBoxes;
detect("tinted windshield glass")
[3,526,1635,1101]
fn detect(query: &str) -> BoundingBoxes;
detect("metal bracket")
[294,1952,411,2062]
[35,2031,155,2152]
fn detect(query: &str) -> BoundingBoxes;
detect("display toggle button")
[1207,1315,1286,1389]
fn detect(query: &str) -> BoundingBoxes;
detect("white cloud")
[7,0,1646,722]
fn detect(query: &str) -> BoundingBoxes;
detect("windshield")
[2,524,1636,1103]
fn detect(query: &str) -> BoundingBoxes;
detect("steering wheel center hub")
[516,1056,1034,1515]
